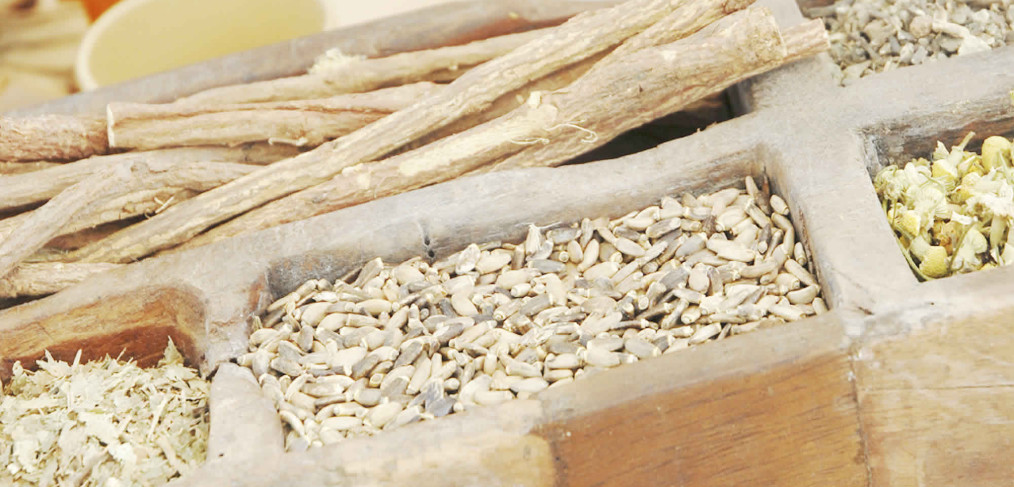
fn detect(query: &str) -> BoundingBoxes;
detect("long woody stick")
[70,0,742,264]
[177,12,828,250]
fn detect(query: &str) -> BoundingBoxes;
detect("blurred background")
[0,0,456,112]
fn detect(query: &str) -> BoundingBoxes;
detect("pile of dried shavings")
[0,341,209,487]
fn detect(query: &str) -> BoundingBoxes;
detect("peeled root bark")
[69,0,723,264]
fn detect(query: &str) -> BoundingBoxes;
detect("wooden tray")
[4,0,1014,485]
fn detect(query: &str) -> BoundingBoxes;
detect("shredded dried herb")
[0,340,209,486]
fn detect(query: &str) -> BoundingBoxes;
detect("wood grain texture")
[855,294,1014,487]
[538,314,866,487]
[0,286,205,381]
[170,399,553,487]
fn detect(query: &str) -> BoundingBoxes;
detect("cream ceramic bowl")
[74,0,339,91]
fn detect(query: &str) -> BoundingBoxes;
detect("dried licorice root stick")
[174,29,551,106]
[178,7,794,250]
[0,160,256,280]
[70,0,742,264]
[0,168,246,243]
[0,115,108,162]
[0,262,122,298]
[0,161,60,175]
[0,145,297,211]
[0,163,143,280]
[486,18,829,172]
[108,82,444,151]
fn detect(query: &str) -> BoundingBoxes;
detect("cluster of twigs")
[0,0,828,299]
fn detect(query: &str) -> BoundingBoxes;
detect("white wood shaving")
[0,341,209,487]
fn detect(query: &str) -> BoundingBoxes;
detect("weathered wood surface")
[2,0,1014,485]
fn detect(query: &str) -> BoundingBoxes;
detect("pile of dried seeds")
[240,177,826,452]
[812,0,1014,85]
[875,132,1014,279]
[0,341,209,487]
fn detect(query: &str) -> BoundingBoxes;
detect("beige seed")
[455,244,481,275]
[475,251,512,275]
[358,299,392,316]
[510,282,532,298]
[510,377,549,394]
[774,273,801,294]
[786,285,819,305]
[580,311,622,336]
[584,261,620,281]
[769,194,789,215]
[270,357,303,377]
[366,402,404,429]
[321,416,363,431]
[783,259,817,287]
[249,328,279,347]
[706,239,754,263]
[663,339,690,354]
[407,355,431,394]
[450,291,478,316]
[614,237,646,257]
[333,403,367,418]
[329,346,368,374]
[567,240,584,264]
[497,269,535,290]
[578,239,599,271]
[689,323,722,344]
[583,347,620,368]
[320,429,343,445]
[812,297,828,314]
[587,336,624,352]
[392,264,425,286]
[688,267,709,293]
[504,358,541,378]
[769,303,805,321]
[624,337,660,359]
[544,369,574,382]
[289,392,317,413]
[301,380,345,398]
[353,388,382,407]
[715,207,747,231]
[474,390,514,406]
[545,353,581,369]
[280,410,307,437]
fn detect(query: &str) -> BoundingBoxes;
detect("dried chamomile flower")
[875,131,1014,279]
[0,340,209,487]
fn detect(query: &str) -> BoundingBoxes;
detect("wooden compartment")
[3,0,1014,484]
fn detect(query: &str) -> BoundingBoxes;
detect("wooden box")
[3,0,1014,484]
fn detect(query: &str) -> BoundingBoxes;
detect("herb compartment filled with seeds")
[241,176,827,452]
